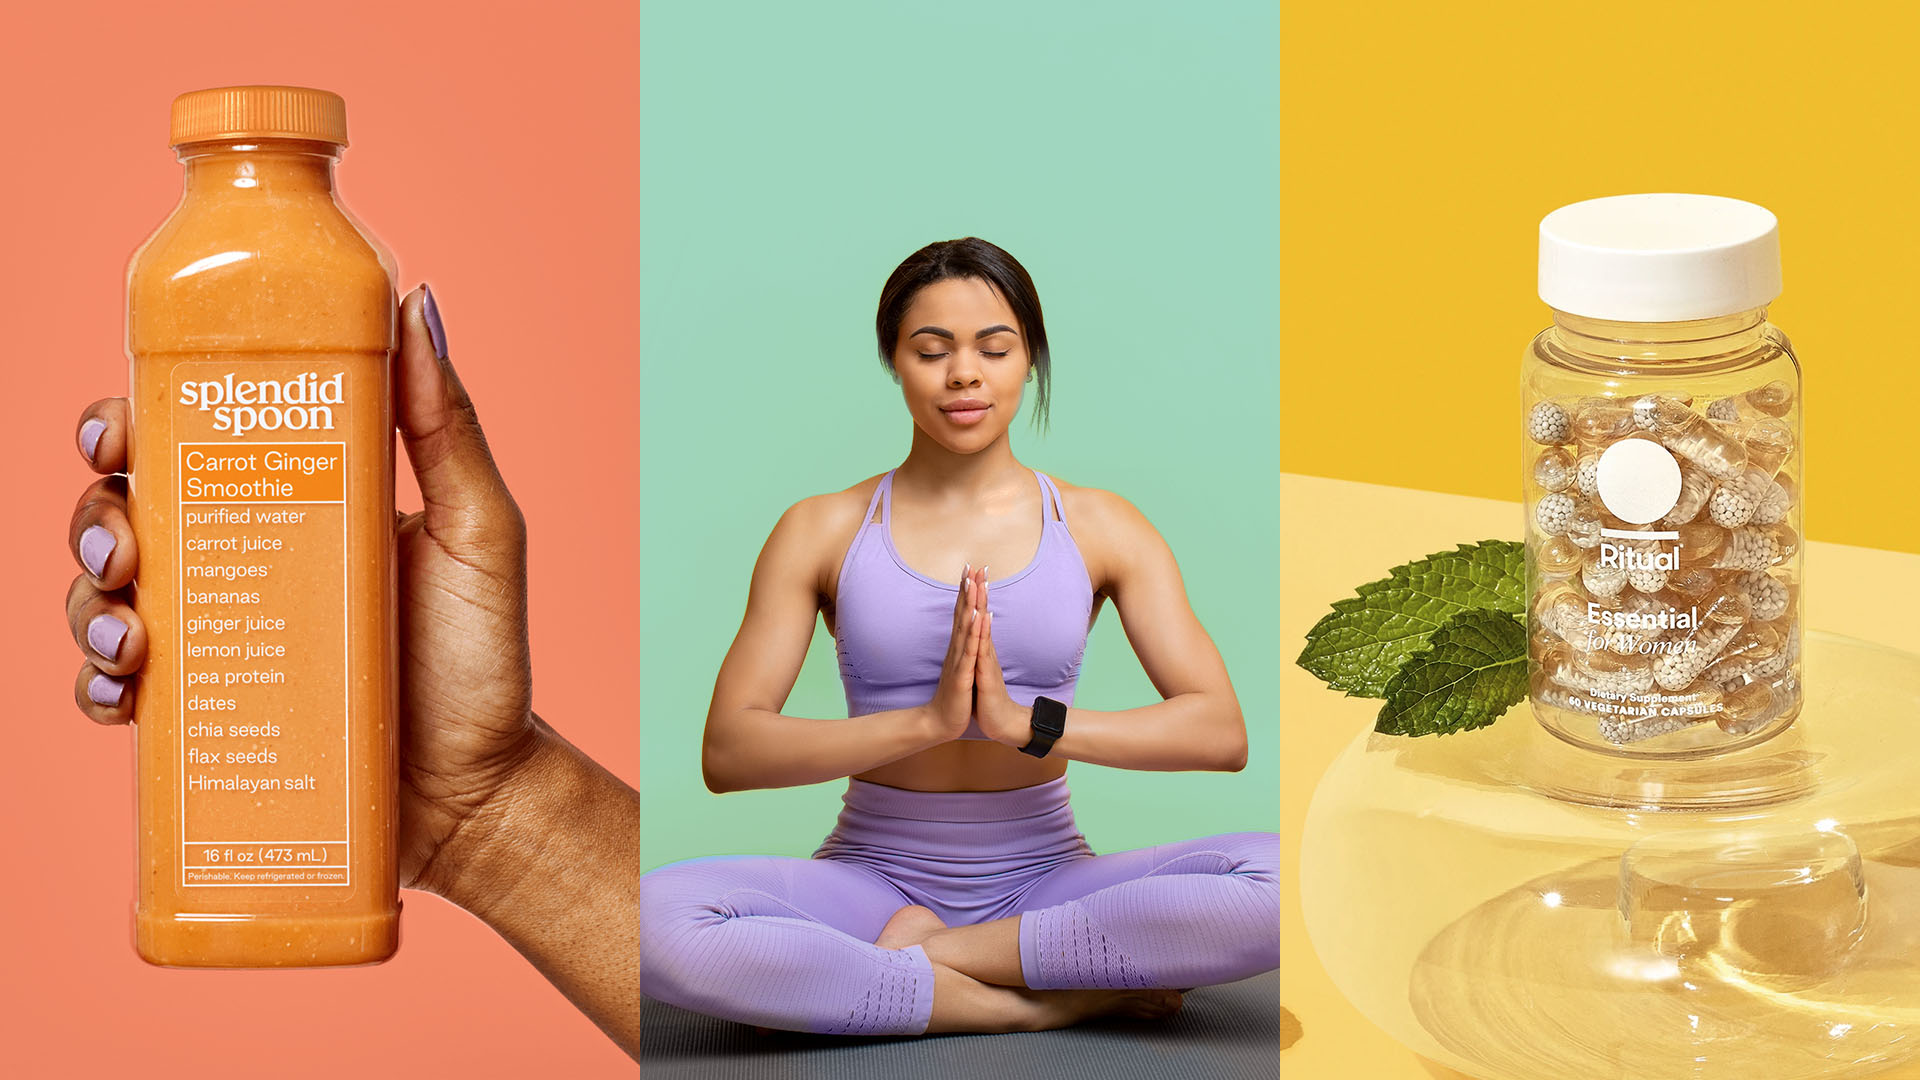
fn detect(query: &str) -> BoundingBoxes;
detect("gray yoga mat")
[640,971,1279,1080]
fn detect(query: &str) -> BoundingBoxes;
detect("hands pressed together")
[927,564,1035,747]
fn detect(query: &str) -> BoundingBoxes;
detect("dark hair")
[875,237,1051,429]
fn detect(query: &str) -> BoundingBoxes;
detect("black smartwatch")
[1019,695,1068,758]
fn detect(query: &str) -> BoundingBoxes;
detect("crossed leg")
[641,853,1183,1036]
[909,831,1281,991]
[641,854,928,1034]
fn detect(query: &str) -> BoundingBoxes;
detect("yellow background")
[1281,1,1920,553]
[1283,5,1920,1074]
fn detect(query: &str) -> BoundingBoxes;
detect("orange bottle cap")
[169,85,348,148]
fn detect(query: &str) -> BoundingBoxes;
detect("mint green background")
[640,2,1278,871]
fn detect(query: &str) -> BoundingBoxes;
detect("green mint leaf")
[1295,541,1524,698]
[1375,609,1528,737]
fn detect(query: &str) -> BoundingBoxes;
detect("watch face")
[1033,697,1067,737]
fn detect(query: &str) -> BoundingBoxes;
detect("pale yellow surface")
[1281,2,1920,554]
[1279,473,1920,1079]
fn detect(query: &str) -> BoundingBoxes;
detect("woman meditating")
[640,237,1279,1036]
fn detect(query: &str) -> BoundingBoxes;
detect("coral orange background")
[0,2,637,1076]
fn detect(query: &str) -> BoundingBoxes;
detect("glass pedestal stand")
[1301,632,1920,1080]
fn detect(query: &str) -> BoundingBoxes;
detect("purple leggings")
[640,777,1280,1035]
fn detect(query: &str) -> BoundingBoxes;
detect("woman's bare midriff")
[855,740,1067,792]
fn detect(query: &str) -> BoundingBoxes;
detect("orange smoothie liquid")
[125,87,399,966]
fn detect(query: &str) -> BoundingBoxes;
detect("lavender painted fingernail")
[422,283,448,360]
[80,418,107,461]
[87,614,128,661]
[88,673,126,707]
[80,525,116,578]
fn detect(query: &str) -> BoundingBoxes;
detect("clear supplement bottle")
[1523,194,1801,758]
[126,86,399,965]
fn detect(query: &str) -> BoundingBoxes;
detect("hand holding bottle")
[66,287,638,1056]
[69,286,541,890]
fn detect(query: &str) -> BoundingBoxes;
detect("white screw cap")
[1539,194,1781,322]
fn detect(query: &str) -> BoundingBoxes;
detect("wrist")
[1018,695,1068,758]
[409,715,639,1057]
[913,702,944,741]
[918,700,974,743]
[990,700,1033,747]
[415,716,559,916]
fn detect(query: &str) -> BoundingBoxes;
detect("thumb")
[396,284,523,551]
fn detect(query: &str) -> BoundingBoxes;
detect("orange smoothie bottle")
[125,86,399,966]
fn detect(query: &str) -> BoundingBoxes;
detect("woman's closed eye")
[918,350,1007,360]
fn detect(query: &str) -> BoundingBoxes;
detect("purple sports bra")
[833,469,1095,740]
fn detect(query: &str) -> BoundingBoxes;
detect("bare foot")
[876,904,947,950]
[1012,986,1185,1030]
[927,958,1184,1033]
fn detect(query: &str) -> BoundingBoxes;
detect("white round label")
[1595,439,1682,524]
